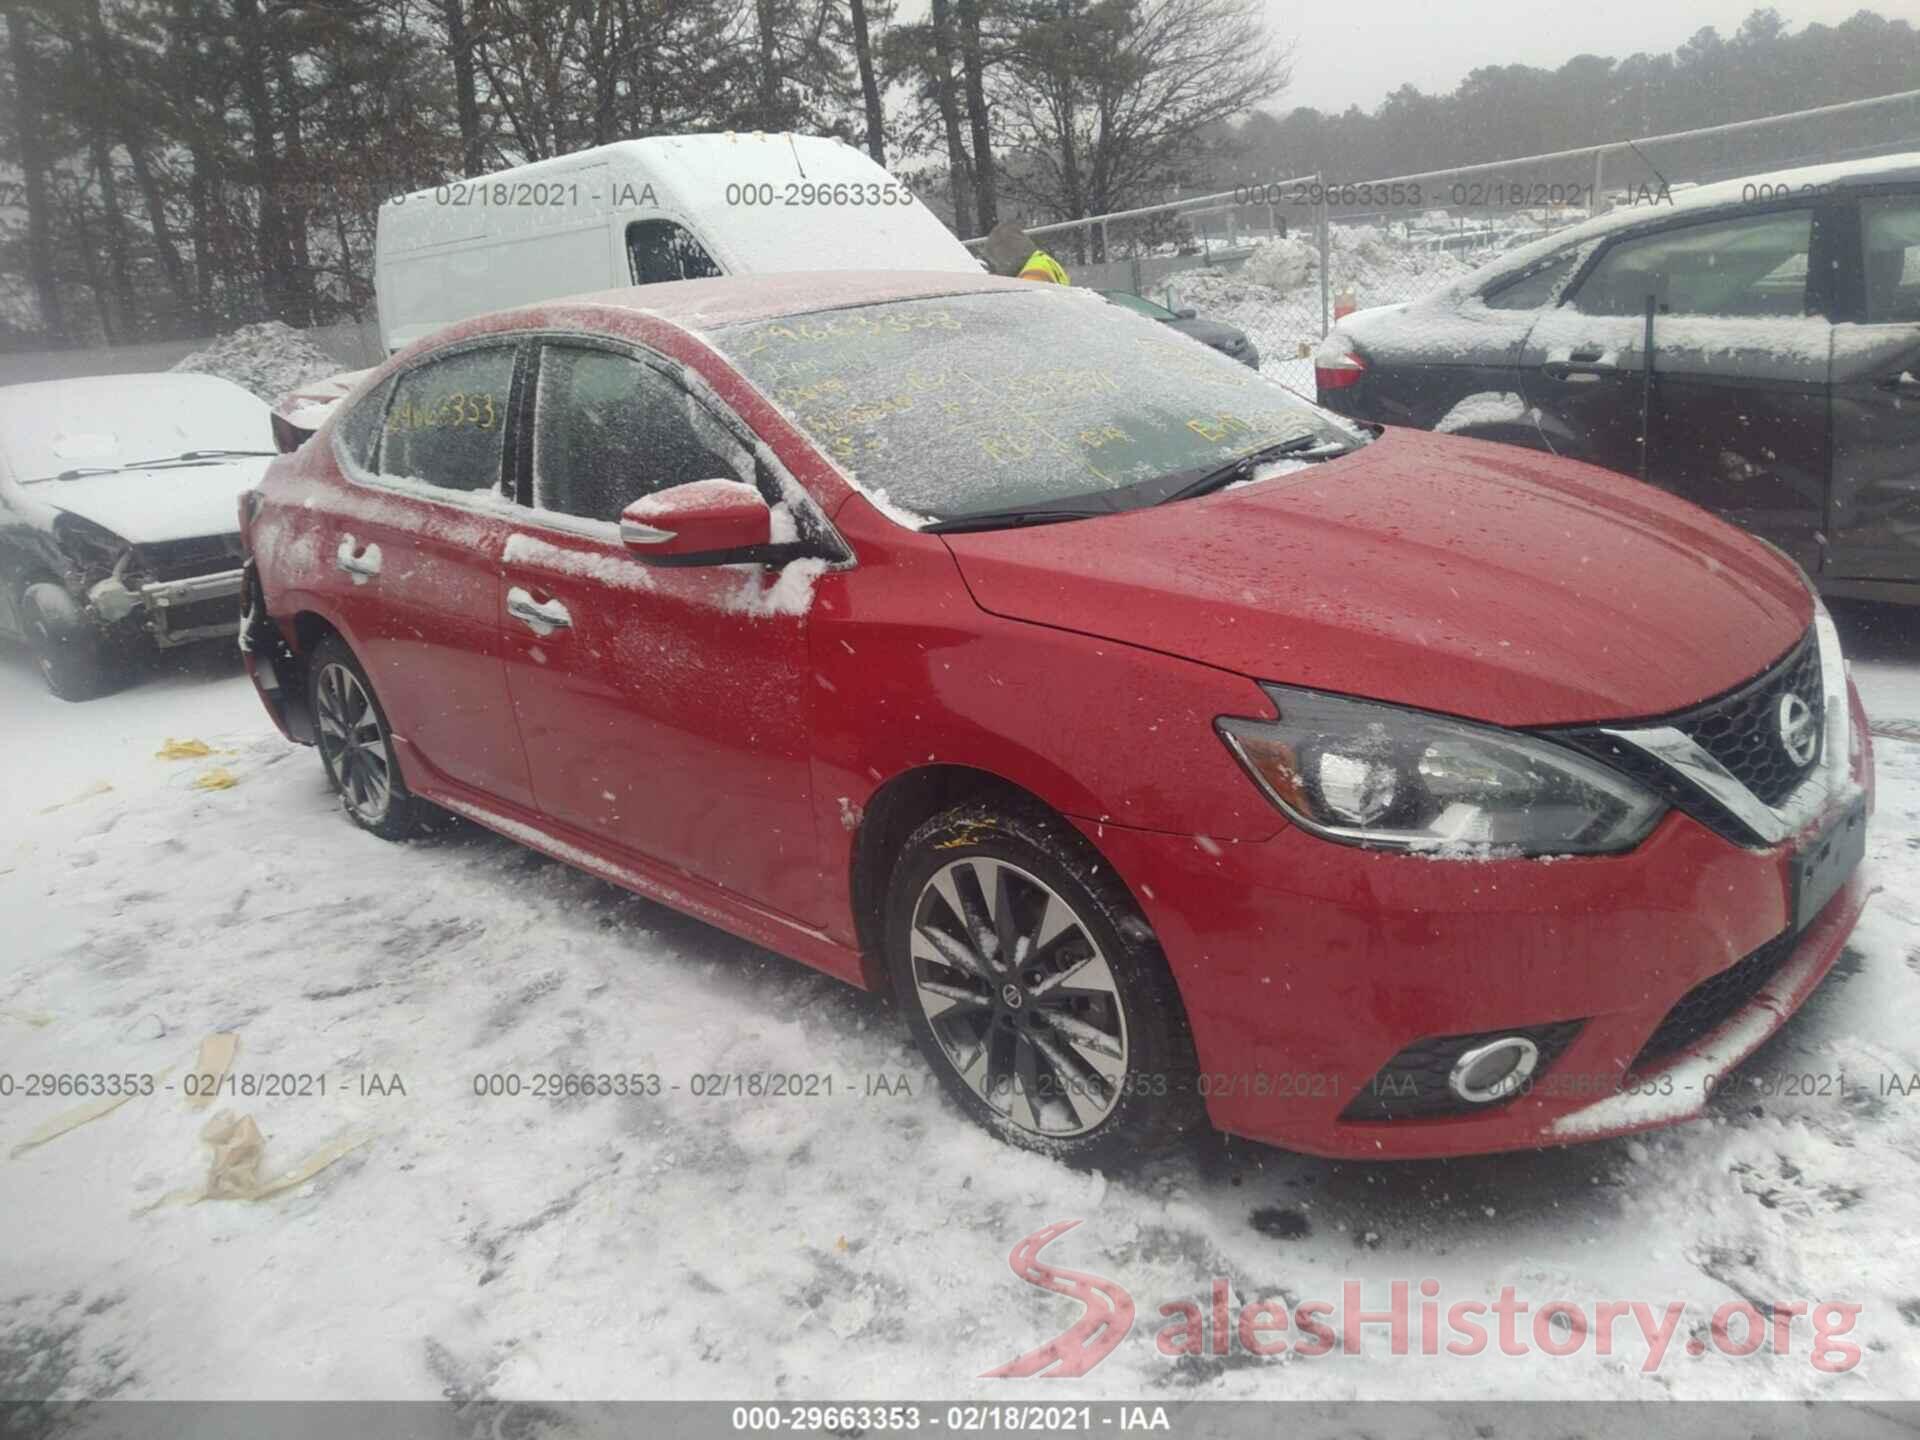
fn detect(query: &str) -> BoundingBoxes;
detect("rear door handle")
[507,586,572,633]
[1873,370,1920,396]
[335,535,382,582]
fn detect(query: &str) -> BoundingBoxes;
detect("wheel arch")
[849,762,1142,996]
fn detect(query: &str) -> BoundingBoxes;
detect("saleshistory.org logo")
[984,1221,1862,1377]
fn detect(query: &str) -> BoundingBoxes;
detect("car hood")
[43,457,272,545]
[1166,316,1250,351]
[938,427,1813,727]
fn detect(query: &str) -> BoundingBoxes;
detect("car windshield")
[6,375,272,483]
[1100,289,1177,320]
[713,290,1362,523]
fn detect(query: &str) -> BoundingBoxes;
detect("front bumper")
[1081,681,1876,1159]
[91,567,245,647]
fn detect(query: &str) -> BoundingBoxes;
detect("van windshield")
[713,290,1362,524]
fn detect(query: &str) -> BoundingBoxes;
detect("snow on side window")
[380,347,515,492]
[713,290,1355,523]
[531,346,753,525]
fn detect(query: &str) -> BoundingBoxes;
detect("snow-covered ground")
[2,606,1918,1403]
[1165,228,1481,391]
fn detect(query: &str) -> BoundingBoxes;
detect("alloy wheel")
[315,661,393,824]
[908,857,1131,1138]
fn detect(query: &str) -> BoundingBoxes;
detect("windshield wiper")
[30,466,127,482]
[124,448,278,467]
[922,506,1110,535]
[1154,434,1358,506]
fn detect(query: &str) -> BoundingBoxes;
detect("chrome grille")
[1671,631,1823,808]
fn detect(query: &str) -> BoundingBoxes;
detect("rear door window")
[1570,210,1814,317]
[531,344,751,524]
[378,346,517,492]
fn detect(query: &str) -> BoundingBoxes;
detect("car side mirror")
[1174,307,1198,320]
[619,479,773,566]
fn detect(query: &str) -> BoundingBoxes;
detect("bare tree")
[995,0,1289,226]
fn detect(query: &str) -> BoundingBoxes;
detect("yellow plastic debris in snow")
[157,738,215,760]
[36,780,112,814]
[187,1034,239,1109]
[191,768,239,791]
[170,1110,371,1204]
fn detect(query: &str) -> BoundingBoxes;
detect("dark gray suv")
[1314,153,1920,604]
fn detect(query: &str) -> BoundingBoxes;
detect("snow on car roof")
[1444,148,1920,299]
[520,268,1038,331]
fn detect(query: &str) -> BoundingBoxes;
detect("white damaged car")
[0,372,276,699]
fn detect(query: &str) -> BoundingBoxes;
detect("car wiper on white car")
[124,448,279,467]
[1154,433,1358,506]
[31,465,128,482]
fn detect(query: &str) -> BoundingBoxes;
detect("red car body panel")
[944,428,1813,727]
[242,272,1874,1160]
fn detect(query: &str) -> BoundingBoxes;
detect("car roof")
[526,268,1033,331]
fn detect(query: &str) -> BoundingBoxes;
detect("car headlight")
[1217,685,1666,856]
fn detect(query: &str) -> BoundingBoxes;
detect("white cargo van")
[373,132,979,353]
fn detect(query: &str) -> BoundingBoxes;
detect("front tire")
[885,800,1200,1168]
[308,635,436,840]
[21,582,119,702]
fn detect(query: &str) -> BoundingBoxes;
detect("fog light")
[1448,1037,1540,1104]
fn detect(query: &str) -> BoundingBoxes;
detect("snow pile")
[1159,227,1479,389]
[170,321,344,403]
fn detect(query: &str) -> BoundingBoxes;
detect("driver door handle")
[1873,370,1920,396]
[507,586,572,632]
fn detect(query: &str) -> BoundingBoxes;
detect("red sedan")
[239,270,1873,1166]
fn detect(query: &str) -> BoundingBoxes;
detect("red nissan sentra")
[239,271,1874,1166]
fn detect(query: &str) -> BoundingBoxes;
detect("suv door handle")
[507,586,572,633]
[1543,354,1619,381]
[1874,370,1920,396]
[335,535,382,582]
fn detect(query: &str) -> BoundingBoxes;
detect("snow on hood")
[939,427,1812,728]
[46,456,272,545]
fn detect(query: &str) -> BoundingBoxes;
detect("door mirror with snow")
[619,479,773,566]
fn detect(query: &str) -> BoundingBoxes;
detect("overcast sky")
[1273,0,1889,113]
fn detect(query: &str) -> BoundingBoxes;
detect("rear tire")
[885,799,1201,1168]
[22,582,119,702]
[308,635,437,840]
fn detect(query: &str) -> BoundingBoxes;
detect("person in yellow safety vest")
[984,220,1070,285]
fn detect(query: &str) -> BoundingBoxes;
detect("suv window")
[379,346,516,491]
[627,220,724,285]
[1571,210,1814,317]
[1482,249,1582,310]
[1862,195,1920,324]
[532,345,751,524]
